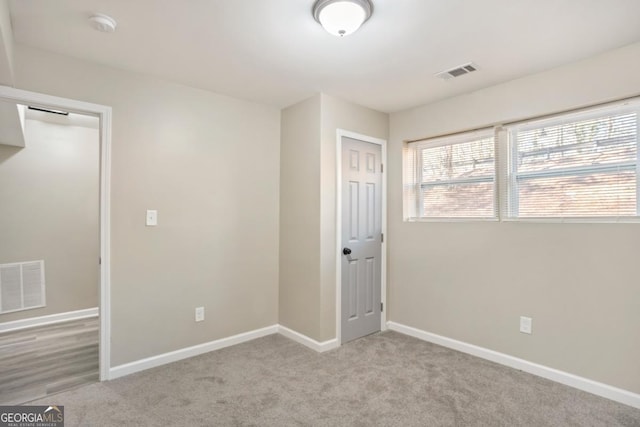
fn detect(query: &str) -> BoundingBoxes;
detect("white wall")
[0,114,99,321]
[13,45,281,366]
[388,42,640,394]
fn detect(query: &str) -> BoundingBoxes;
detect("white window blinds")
[504,102,639,219]
[406,130,496,219]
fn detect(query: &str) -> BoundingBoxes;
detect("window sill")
[500,217,640,224]
[405,217,499,223]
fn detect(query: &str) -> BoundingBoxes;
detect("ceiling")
[8,0,640,113]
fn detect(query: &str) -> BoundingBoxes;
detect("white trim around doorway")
[335,129,387,346]
[0,85,112,381]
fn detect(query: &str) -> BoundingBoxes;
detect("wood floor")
[0,317,99,405]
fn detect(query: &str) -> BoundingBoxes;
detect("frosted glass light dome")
[313,0,373,37]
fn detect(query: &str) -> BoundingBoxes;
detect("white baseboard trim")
[277,325,339,353]
[387,321,640,410]
[109,324,279,380]
[0,307,99,333]
[109,324,339,381]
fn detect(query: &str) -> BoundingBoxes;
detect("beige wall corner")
[278,93,389,343]
[0,0,14,85]
[13,45,281,366]
[319,94,389,342]
[279,94,322,340]
[388,41,640,394]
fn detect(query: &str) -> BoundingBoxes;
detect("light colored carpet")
[29,331,640,426]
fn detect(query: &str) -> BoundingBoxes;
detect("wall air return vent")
[0,260,46,314]
[435,62,479,80]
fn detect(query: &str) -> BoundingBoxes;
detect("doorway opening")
[0,86,111,403]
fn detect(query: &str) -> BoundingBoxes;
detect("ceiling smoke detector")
[89,13,117,33]
[435,62,479,80]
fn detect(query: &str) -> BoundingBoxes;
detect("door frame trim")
[0,85,112,381]
[335,129,387,345]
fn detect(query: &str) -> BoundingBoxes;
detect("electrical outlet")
[195,306,205,322]
[146,210,158,226]
[520,316,532,334]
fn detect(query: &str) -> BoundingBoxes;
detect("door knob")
[343,248,352,255]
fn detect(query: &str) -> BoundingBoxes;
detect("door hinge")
[380,164,384,173]
[381,302,384,312]
[99,257,101,265]
[381,233,384,243]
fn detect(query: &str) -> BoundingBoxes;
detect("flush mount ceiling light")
[88,13,117,33]
[312,0,373,37]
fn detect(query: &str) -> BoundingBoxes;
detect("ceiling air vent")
[435,62,479,80]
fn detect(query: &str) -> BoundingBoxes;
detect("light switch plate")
[520,316,532,334]
[195,307,205,322]
[146,210,158,226]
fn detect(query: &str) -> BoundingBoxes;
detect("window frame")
[408,129,498,221]
[403,97,640,224]
[504,102,640,222]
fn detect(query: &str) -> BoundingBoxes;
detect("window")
[505,102,639,219]
[403,98,640,222]
[405,130,496,219]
